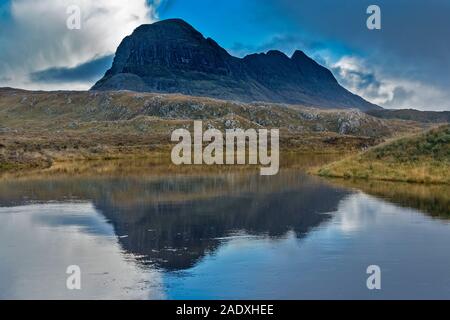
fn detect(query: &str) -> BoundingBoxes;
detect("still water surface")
[0,171,449,299]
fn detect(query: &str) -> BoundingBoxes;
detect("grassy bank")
[313,125,450,184]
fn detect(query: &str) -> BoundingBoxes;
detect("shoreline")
[311,125,450,185]
[0,150,345,179]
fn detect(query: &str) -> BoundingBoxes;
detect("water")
[0,171,449,299]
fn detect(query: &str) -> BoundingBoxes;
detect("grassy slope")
[0,88,423,173]
[315,125,450,184]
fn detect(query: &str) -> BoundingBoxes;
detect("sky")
[0,0,449,111]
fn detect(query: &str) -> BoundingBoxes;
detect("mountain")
[92,19,380,111]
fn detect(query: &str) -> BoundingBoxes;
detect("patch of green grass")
[313,125,450,184]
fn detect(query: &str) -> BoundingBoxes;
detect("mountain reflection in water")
[1,170,449,299]
[0,172,348,271]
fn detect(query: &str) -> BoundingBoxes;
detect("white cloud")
[0,0,158,90]
[331,56,450,111]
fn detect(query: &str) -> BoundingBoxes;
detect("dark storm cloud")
[276,0,450,88]
[266,0,450,110]
[30,55,114,84]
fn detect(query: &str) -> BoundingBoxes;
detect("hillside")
[367,109,450,123]
[92,19,379,111]
[0,88,418,173]
[315,125,450,184]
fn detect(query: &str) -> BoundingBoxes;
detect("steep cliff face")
[92,19,380,111]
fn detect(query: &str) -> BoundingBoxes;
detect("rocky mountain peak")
[92,19,380,111]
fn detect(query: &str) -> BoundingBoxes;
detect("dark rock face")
[92,19,380,110]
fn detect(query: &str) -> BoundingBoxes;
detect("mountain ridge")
[92,19,380,111]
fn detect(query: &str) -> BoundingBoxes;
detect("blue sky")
[0,0,449,111]
[158,0,350,58]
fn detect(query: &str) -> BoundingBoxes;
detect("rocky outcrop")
[92,19,380,111]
